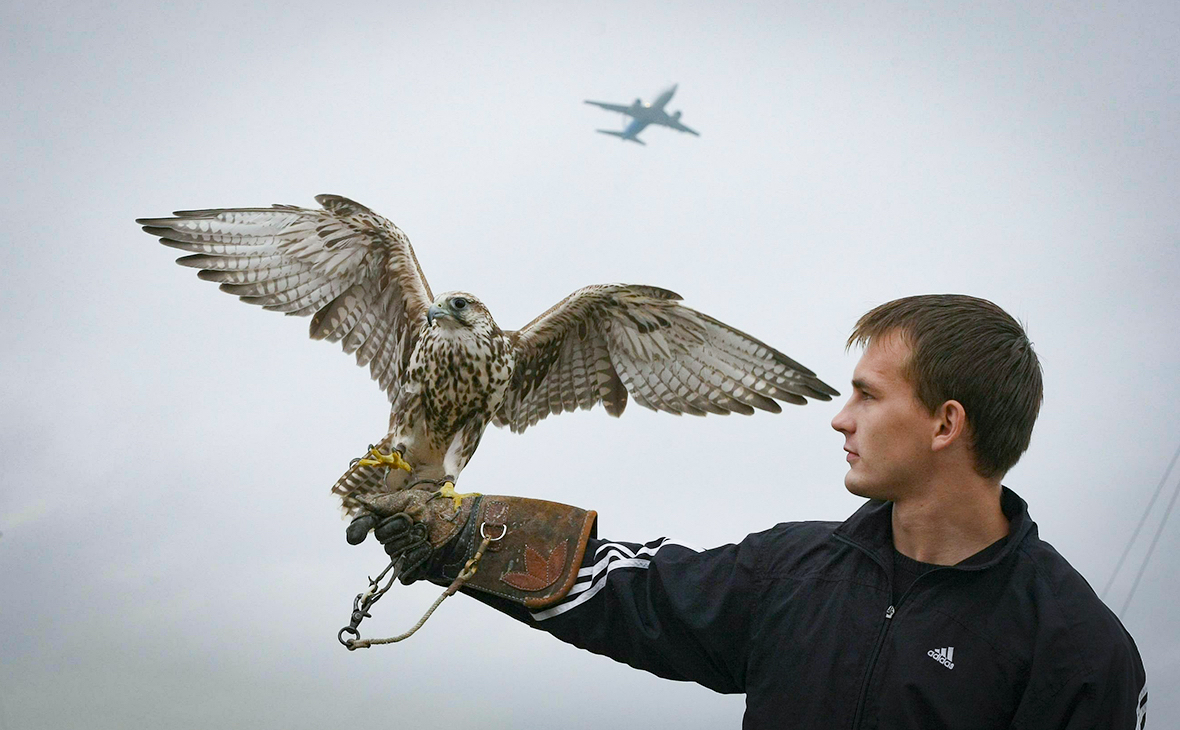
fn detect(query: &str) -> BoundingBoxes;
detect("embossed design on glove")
[501,541,568,592]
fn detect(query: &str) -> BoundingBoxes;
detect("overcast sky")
[2,1,1178,728]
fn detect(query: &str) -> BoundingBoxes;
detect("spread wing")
[137,194,433,400]
[495,284,839,433]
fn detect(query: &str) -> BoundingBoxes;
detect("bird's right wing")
[137,194,434,401]
[584,100,634,115]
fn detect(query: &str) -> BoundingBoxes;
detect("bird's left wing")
[495,284,838,433]
[137,194,434,400]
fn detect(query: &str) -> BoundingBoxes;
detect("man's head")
[831,295,1043,499]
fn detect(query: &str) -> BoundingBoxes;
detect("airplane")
[584,84,700,145]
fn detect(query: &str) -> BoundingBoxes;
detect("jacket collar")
[832,486,1036,570]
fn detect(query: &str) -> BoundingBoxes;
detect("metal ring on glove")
[479,522,507,541]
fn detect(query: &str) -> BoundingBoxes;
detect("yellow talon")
[437,481,480,511]
[355,446,413,473]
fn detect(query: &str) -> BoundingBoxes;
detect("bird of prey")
[138,195,838,514]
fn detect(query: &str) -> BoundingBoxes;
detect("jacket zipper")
[850,601,894,728]
[838,531,956,728]
[835,533,895,729]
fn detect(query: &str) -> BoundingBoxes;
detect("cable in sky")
[1101,440,1180,601]
[1119,451,1180,619]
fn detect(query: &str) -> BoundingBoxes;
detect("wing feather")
[681,353,758,414]
[138,194,433,401]
[644,355,710,415]
[667,352,756,415]
[613,355,685,415]
[345,304,382,357]
[496,283,837,432]
[570,339,597,411]
[668,360,731,415]
[178,253,292,276]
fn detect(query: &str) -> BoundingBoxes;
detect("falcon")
[138,195,839,514]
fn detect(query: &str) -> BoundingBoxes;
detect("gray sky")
[2,1,1178,727]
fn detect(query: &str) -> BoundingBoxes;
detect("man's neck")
[891,480,1008,565]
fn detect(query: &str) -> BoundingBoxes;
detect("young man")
[351,294,1147,728]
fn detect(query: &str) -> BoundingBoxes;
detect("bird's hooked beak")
[427,303,448,326]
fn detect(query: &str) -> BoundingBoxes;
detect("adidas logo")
[927,647,955,669]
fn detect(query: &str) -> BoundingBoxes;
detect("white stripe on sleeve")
[530,537,700,622]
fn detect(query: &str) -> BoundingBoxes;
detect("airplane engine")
[672,110,682,120]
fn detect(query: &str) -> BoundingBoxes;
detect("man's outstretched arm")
[347,489,759,695]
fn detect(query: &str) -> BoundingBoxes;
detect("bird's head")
[427,291,498,333]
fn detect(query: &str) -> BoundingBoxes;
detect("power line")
[1119,456,1180,619]
[1102,440,1180,600]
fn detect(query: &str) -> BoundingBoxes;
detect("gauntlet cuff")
[440,495,597,609]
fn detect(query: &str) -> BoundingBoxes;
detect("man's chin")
[844,475,889,501]
[843,474,864,497]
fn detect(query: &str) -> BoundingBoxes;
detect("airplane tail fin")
[596,129,646,146]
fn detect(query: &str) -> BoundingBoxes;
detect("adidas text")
[927,647,955,669]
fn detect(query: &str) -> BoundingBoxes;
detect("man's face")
[830,332,940,501]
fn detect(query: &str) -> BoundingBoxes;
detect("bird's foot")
[431,480,480,511]
[354,445,413,473]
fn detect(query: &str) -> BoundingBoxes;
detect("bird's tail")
[331,437,411,516]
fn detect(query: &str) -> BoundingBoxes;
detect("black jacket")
[478,488,1147,728]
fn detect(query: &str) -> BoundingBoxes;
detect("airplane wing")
[663,118,700,136]
[584,100,634,115]
[596,130,646,146]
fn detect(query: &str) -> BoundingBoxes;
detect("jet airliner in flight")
[584,84,700,145]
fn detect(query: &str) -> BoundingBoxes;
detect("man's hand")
[345,488,478,584]
[345,490,598,608]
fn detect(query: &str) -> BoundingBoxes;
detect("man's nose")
[831,402,852,433]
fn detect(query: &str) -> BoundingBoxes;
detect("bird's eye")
[452,297,468,310]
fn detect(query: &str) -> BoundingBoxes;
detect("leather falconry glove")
[346,488,597,609]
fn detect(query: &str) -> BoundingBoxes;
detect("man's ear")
[931,400,968,452]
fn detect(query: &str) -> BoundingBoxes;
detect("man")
[349,294,1147,728]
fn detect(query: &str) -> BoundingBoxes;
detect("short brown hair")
[849,294,1043,479]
